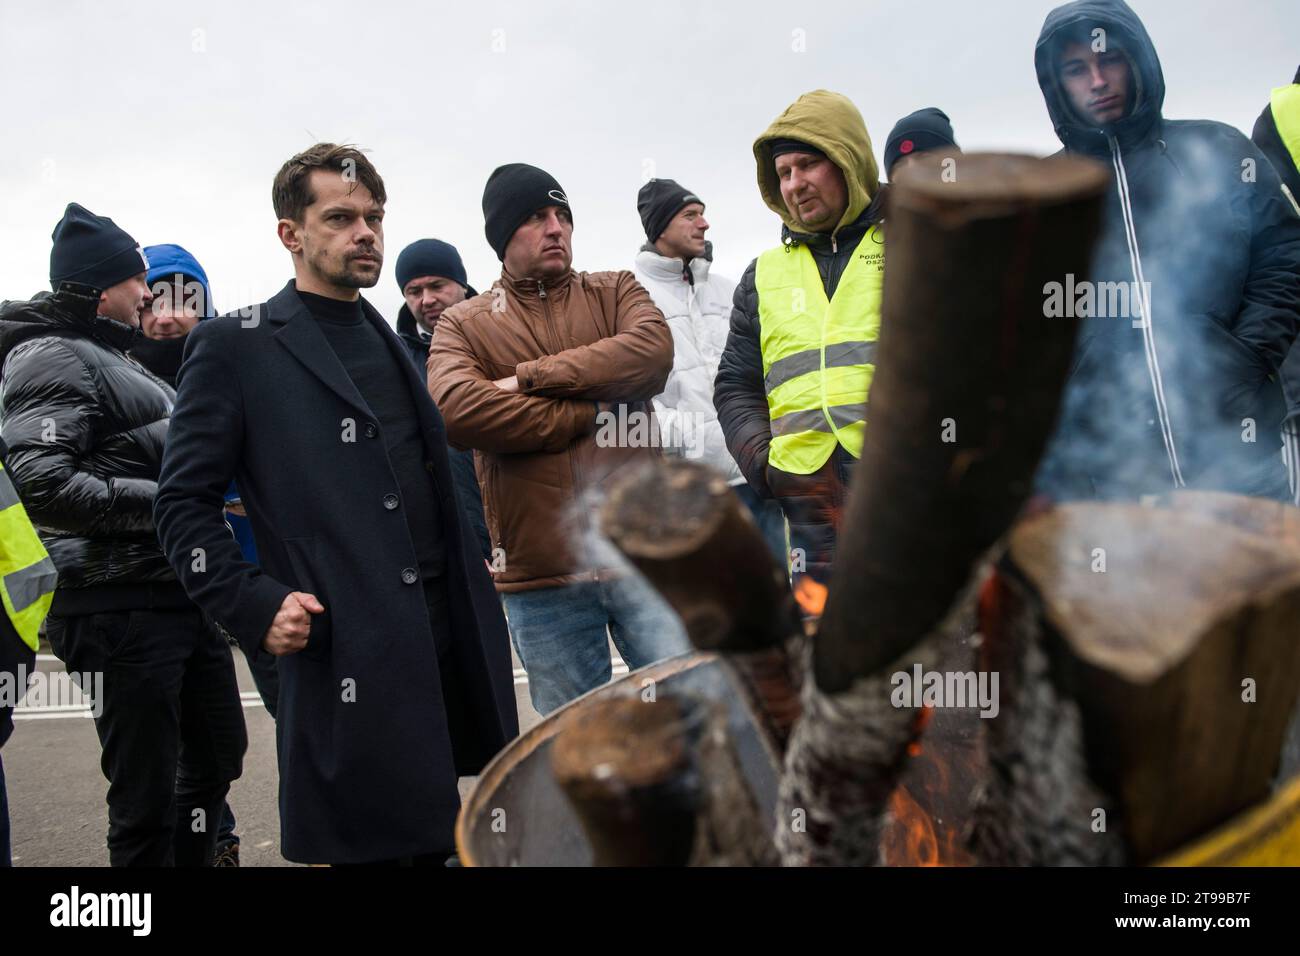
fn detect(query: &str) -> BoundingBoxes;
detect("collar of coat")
[498,267,577,298]
[259,281,438,425]
[0,283,141,355]
[635,243,713,287]
[781,189,886,255]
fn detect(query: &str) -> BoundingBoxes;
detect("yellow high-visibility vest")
[0,460,56,651]
[1271,84,1300,173]
[756,224,884,475]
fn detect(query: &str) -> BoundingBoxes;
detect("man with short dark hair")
[155,144,518,865]
[0,205,246,866]
[393,239,490,560]
[428,163,688,715]
[1032,0,1300,501]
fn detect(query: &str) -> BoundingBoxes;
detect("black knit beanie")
[637,179,704,243]
[482,164,571,260]
[884,108,959,177]
[49,203,148,292]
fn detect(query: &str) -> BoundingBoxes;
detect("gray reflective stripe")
[770,403,868,438]
[825,340,877,370]
[764,340,877,391]
[0,470,20,511]
[771,408,833,437]
[4,556,57,614]
[765,349,820,391]
[828,403,867,428]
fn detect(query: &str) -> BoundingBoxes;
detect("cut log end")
[892,151,1110,215]
[599,459,733,561]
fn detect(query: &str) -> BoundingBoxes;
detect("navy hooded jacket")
[134,244,259,563]
[1033,0,1300,501]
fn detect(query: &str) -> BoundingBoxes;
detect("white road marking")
[13,664,631,719]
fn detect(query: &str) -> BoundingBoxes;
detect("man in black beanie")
[883,107,960,180]
[392,237,491,561]
[0,204,247,865]
[632,179,789,571]
[429,162,689,715]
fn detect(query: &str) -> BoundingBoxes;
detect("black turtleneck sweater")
[298,289,445,580]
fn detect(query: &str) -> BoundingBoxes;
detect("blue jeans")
[502,574,689,715]
[731,482,789,573]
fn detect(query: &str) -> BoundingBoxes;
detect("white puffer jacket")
[633,245,741,483]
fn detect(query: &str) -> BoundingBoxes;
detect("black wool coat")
[154,281,518,864]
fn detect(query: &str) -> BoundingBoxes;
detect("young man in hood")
[1251,65,1300,504]
[154,144,519,865]
[129,244,216,387]
[1032,0,1300,502]
[427,162,689,715]
[0,205,247,866]
[633,178,787,568]
[393,239,491,560]
[714,90,885,592]
[131,244,279,866]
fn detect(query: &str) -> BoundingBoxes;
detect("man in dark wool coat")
[154,143,518,865]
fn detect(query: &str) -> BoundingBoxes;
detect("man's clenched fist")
[262,591,325,656]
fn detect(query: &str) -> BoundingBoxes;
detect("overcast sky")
[3,0,1297,322]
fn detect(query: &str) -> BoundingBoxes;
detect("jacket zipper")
[534,277,594,580]
[1108,134,1184,487]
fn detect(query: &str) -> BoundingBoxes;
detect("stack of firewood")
[549,152,1300,866]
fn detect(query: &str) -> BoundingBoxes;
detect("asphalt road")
[4,641,618,866]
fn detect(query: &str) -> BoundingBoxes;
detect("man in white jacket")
[633,178,787,567]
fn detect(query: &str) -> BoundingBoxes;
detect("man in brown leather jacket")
[427,163,689,714]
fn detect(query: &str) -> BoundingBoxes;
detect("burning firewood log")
[551,695,704,866]
[778,152,1108,866]
[599,459,805,755]
[972,503,1300,864]
[550,691,778,866]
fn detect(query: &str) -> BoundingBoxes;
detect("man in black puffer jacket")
[714,90,885,591]
[1032,0,1300,502]
[0,204,246,866]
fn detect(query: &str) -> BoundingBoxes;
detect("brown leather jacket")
[427,268,673,591]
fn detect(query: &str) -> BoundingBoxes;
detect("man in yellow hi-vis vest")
[0,441,57,866]
[1252,65,1300,504]
[715,90,884,590]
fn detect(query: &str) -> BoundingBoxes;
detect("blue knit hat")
[49,203,148,292]
[395,239,469,293]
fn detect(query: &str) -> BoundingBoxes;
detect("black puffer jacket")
[0,285,180,601]
[1033,0,1300,502]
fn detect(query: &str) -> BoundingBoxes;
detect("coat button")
[365,423,378,438]
[383,493,400,510]
[401,568,418,585]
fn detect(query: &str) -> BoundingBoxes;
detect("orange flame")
[882,710,978,867]
[883,786,941,866]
